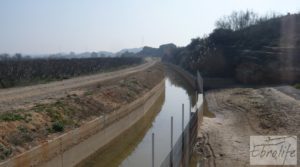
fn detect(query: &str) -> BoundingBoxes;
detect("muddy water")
[78,68,198,167]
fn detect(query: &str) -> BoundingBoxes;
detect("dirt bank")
[0,62,163,162]
[196,86,300,167]
[0,60,155,112]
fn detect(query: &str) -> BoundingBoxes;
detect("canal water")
[78,67,199,167]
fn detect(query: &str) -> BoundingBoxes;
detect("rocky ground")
[196,86,300,167]
[0,62,164,162]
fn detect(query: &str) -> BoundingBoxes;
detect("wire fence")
[158,68,203,167]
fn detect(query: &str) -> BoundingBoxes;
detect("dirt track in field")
[196,86,300,167]
[0,60,156,112]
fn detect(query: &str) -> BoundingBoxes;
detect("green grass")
[0,113,24,121]
[0,109,33,123]
[31,100,76,130]
[84,91,93,96]
[294,83,300,89]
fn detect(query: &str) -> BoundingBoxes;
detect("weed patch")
[0,113,24,121]
[0,144,12,160]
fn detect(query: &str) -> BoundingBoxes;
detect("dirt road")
[197,86,300,167]
[0,60,156,112]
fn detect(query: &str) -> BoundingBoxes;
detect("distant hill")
[48,48,142,58]
[43,51,114,59]
[117,43,177,58]
[2,45,179,59]
[29,51,114,59]
[163,12,300,84]
[115,48,143,56]
[77,51,114,58]
[136,43,177,57]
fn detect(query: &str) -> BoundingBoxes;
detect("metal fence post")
[170,116,173,167]
[189,100,192,118]
[182,104,184,132]
[103,114,106,128]
[60,137,64,167]
[182,104,185,167]
[152,133,155,167]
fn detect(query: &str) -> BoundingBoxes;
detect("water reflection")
[78,67,198,167]
[120,69,197,167]
[77,85,165,167]
[164,67,197,107]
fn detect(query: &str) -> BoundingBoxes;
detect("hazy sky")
[0,0,299,54]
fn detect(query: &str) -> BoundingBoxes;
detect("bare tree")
[216,10,259,30]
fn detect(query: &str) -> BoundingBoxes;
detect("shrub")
[52,122,64,132]
[0,144,12,160]
[294,83,300,89]
[8,132,33,146]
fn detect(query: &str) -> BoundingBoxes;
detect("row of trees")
[215,10,280,31]
[0,52,112,61]
[0,53,32,61]
[0,57,143,88]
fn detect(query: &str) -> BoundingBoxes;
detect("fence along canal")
[0,64,203,167]
[78,65,203,167]
[158,65,203,167]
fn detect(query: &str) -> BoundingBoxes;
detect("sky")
[0,0,299,55]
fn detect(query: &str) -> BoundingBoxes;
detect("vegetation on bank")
[294,84,300,89]
[162,11,300,84]
[0,143,12,160]
[0,57,143,88]
[0,112,25,122]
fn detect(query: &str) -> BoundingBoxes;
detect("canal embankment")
[0,62,164,167]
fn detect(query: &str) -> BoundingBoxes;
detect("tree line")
[215,10,281,31]
[163,11,300,84]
